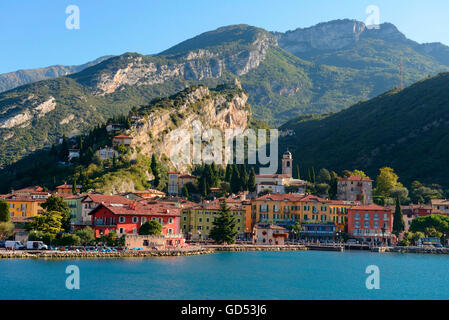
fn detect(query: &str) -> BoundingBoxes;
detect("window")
[354,213,360,220]
[364,221,370,229]
[119,228,125,234]
[373,221,379,228]
[132,217,139,223]
[183,216,186,221]
[373,214,379,220]
[168,218,173,224]
[141,217,147,224]
[383,214,389,220]
[199,218,202,223]
[364,213,370,220]
[119,216,125,223]
[132,228,137,234]
[206,218,210,223]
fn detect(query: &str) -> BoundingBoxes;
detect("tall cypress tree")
[239,164,248,191]
[225,164,233,182]
[248,167,256,193]
[209,199,238,244]
[295,164,301,180]
[230,164,241,194]
[393,196,405,237]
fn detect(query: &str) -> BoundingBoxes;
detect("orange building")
[56,184,82,196]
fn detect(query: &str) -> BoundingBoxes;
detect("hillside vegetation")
[280,72,449,187]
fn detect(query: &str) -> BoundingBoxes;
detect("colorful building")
[56,184,82,196]
[348,204,394,245]
[328,200,360,232]
[0,194,45,221]
[181,199,247,240]
[253,223,289,245]
[63,195,85,228]
[112,135,133,147]
[89,200,181,238]
[252,193,334,226]
[80,194,133,225]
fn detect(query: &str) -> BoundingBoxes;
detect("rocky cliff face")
[129,83,249,172]
[277,20,366,54]
[0,56,113,93]
[82,30,276,96]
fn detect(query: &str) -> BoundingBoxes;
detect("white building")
[95,147,119,161]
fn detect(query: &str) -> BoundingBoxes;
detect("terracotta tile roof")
[255,193,305,202]
[14,186,44,193]
[113,135,133,139]
[338,176,373,182]
[89,201,181,217]
[82,194,133,205]
[349,204,390,211]
[56,184,82,189]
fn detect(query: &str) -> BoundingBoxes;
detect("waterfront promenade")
[2,243,449,259]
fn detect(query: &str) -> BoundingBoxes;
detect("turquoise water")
[1,251,449,300]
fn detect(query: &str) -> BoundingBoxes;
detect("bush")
[57,233,81,246]
[139,221,162,236]
[28,230,55,245]
[74,226,95,244]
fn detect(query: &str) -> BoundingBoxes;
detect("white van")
[26,241,48,250]
[5,241,25,250]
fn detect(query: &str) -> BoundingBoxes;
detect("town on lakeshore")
[1,148,448,256]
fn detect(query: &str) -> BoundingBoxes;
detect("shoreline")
[1,244,448,259]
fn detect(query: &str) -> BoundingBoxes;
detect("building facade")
[181,199,247,240]
[89,201,181,238]
[348,204,394,245]
[337,176,373,204]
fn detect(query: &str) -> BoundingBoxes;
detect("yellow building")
[252,194,335,226]
[181,198,247,240]
[328,200,360,232]
[1,195,45,221]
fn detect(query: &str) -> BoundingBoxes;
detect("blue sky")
[1,0,449,74]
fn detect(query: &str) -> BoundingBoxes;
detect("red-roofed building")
[89,201,181,238]
[80,194,133,226]
[56,184,82,196]
[337,176,373,204]
[348,204,395,245]
[112,135,133,147]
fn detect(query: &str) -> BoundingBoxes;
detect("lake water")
[1,251,449,300]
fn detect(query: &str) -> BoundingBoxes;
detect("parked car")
[26,241,48,250]
[5,241,25,250]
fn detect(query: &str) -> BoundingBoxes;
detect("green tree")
[72,177,78,194]
[230,164,241,194]
[317,168,331,184]
[182,185,189,199]
[294,164,301,180]
[225,164,233,182]
[57,233,81,246]
[410,214,449,236]
[248,167,256,193]
[0,222,14,240]
[209,199,237,244]
[374,167,403,197]
[41,194,71,232]
[239,164,248,191]
[392,197,405,236]
[74,226,95,244]
[27,210,63,236]
[138,220,162,236]
[0,199,10,222]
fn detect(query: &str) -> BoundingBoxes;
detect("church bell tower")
[282,150,293,178]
